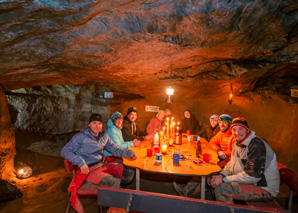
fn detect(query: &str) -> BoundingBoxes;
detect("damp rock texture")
[0,87,16,179]
[0,179,23,202]
[0,0,298,172]
[0,0,297,99]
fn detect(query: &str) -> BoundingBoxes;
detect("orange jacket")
[208,128,235,159]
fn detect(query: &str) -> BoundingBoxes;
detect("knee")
[99,175,121,188]
[123,168,135,183]
[214,182,234,203]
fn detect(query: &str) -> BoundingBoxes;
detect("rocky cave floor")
[0,130,297,213]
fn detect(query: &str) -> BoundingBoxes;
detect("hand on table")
[130,151,138,160]
[218,151,227,159]
[211,175,223,188]
[133,139,141,147]
[80,163,89,175]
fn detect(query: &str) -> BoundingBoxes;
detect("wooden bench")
[98,185,285,213]
[245,162,297,213]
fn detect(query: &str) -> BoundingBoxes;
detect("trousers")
[214,182,273,203]
[84,166,134,188]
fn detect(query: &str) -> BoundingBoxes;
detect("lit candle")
[160,131,163,139]
[163,127,165,135]
[229,93,233,104]
[166,118,169,135]
[177,122,180,126]
[229,93,233,101]
[170,124,172,137]
[169,139,173,146]
[18,169,24,175]
[173,122,175,136]
[162,145,167,154]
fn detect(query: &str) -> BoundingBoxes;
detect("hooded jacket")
[122,115,147,141]
[181,111,203,136]
[221,131,280,197]
[61,128,132,168]
[104,119,134,156]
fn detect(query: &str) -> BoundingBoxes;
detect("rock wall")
[6,84,298,172]
[0,86,16,179]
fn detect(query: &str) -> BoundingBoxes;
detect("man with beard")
[122,107,152,141]
[210,117,280,203]
[61,114,137,212]
[104,111,141,157]
[209,114,236,168]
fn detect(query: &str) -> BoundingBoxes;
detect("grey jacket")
[61,128,132,168]
[221,131,280,197]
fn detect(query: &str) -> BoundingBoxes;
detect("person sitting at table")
[122,107,152,141]
[146,110,165,135]
[209,114,235,168]
[207,114,220,141]
[210,117,280,204]
[162,108,173,126]
[181,109,205,137]
[104,111,141,159]
[61,114,137,212]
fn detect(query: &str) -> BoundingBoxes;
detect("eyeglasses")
[210,117,219,120]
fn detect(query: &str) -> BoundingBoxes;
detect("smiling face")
[232,125,249,142]
[210,119,218,128]
[219,121,229,132]
[128,112,137,122]
[89,121,102,136]
[158,111,165,120]
[114,118,123,129]
[184,111,191,119]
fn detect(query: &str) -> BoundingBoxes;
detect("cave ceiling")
[0,0,297,100]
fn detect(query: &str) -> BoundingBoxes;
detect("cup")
[156,153,162,163]
[203,153,212,163]
[173,153,180,164]
[147,149,153,157]
[193,135,197,141]
[187,135,192,142]
[187,130,191,135]
[154,147,160,154]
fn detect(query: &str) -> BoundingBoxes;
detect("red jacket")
[146,117,162,135]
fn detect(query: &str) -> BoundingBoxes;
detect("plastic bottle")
[196,136,201,157]
[153,132,159,147]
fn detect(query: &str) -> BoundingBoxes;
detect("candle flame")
[229,93,233,99]
[167,117,169,121]
[18,169,24,174]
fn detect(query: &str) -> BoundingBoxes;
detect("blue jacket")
[104,119,134,156]
[61,128,132,167]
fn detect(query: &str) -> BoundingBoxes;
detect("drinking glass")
[184,150,191,167]
[144,156,149,166]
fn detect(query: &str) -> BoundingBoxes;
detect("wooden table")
[123,135,221,200]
